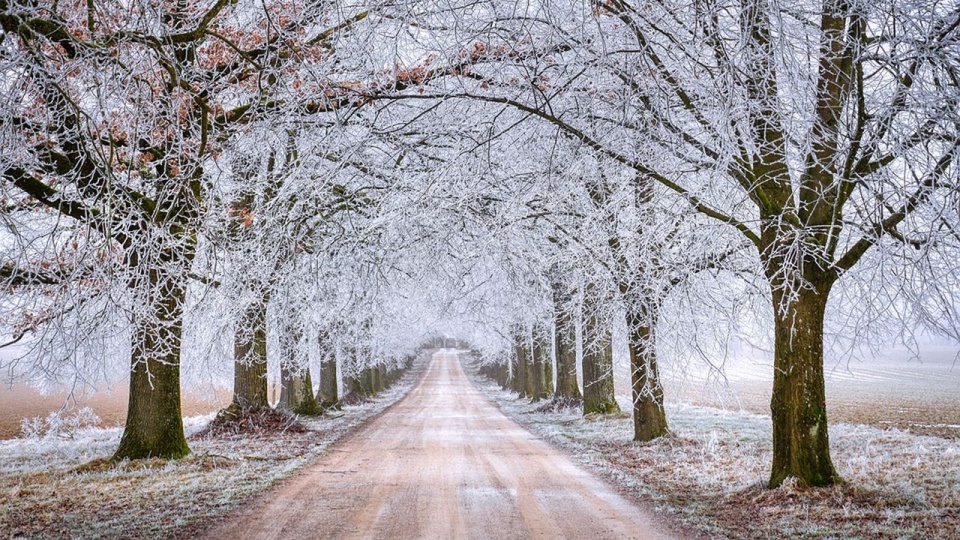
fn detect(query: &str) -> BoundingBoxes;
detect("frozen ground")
[474,375,960,539]
[0,362,423,540]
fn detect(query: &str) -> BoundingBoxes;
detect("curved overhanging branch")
[369,91,762,248]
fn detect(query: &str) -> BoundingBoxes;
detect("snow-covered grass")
[0,364,423,540]
[474,378,960,539]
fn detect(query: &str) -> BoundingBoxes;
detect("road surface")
[201,351,678,540]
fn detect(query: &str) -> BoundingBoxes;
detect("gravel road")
[200,351,678,540]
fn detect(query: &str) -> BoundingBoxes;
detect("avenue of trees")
[2,0,958,489]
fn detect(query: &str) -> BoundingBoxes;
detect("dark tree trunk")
[553,298,581,401]
[532,323,553,401]
[277,328,321,415]
[627,309,668,441]
[231,300,269,410]
[769,278,838,487]
[509,342,521,393]
[114,273,190,460]
[279,365,321,415]
[514,332,533,398]
[317,342,339,409]
[582,293,619,415]
[348,364,376,398]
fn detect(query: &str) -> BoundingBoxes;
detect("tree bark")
[553,296,581,401]
[113,272,190,460]
[278,328,321,415]
[582,294,620,415]
[627,309,668,441]
[317,341,339,409]
[231,300,269,410]
[514,331,533,398]
[509,340,521,393]
[768,278,839,487]
[532,323,553,401]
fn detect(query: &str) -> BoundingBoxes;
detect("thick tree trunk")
[231,300,269,410]
[627,310,668,441]
[515,332,533,398]
[317,342,339,409]
[277,328,321,415]
[554,302,581,401]
[769,280,839,487]
[279,365,321,414]
[348,364,376,398]
[114,274,190,460]
[531,323,553,401]
[582,300,620,415]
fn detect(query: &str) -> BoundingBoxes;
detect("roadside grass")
[0,368,421,540]
[475,378,960,539]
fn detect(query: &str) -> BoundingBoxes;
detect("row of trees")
[3,0,959,490]
[401,0,960,488]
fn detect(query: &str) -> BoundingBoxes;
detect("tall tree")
[552,282,582,402]
[581,284,620,415]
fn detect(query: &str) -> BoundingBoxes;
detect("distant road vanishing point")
[201,351,680,540]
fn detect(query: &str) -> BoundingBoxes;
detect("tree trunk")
[278,328,321,415]
[554,301,581,401]
[279,365,321,415]
[514,332,533,398]
[114,273,190,460]
[627,309,668,441]
[509,342,521,393]
[317,342,339,409]
[498,361,510,389]
[532,323,553,401]
[582,301,620,415]
[231,300,269,410]
[769,279,839,487]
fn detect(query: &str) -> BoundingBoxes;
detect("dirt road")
[201,351,678,540]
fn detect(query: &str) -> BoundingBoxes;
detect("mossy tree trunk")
[553,287,581,401]
[114,271,190,460]
[532,323,553,401]
[514,330,533,398]
[626,308,668,441]
[278,325,321,415]
[317,341,339,409]
[582,287,619,415]
[768,270,838,487]
[231,300,269,410]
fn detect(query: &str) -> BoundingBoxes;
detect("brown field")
[0,384,230,439]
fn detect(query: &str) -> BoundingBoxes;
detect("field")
[0,385,229,440]
[659,345,960,439]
